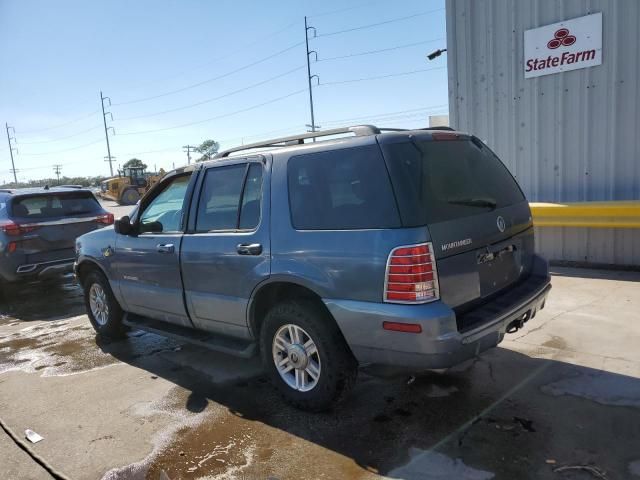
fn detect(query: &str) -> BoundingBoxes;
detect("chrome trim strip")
[16,257,75,274]
[17,216,101,228]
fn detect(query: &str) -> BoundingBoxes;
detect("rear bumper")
[0,257,74,283]
[324,258,551,370]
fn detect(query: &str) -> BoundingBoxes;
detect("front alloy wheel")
[89,283,109,326]
[272,324,321,392]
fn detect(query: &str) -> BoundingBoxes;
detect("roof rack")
[215,125,382,158]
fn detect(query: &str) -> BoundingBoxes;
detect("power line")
[17,125,103,145]
[317,7,445,37]
[321,65,446,86]
[115,65,305,121]
[319,105,449,126]
[308,1,381,18]
[17,110,100,134]
[117,88,307,136]
[317,37,444,62]
[113,41,305,107]
[19,138,104,156]
[121,19,299,92]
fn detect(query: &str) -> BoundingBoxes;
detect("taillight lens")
[97,213,114,225]
[384,242,439,304]
[0,220,37,236]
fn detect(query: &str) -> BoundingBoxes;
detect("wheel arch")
[76,258,109,288]
[248,279,338,341]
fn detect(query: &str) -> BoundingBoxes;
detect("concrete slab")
[0,267,638,479]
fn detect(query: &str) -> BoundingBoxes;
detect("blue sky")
[0,0,448,182]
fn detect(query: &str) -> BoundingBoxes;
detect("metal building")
[446,0,640,266]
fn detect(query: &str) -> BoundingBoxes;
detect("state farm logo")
[526,25,596,74]
[524,13,602,78]
[547,28,577,49]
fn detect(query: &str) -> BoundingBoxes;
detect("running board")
[123,313,257,358]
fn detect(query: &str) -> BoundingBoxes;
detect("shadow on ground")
[0,276,85,324]
[97,331,640,480]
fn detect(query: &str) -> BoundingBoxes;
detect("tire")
[120,188,140,205]
[83,269,125,339]
[260,299,358,411]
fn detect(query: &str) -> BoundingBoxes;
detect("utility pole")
[104,156,117,176]
[53,164,62,185]
[182,145,197,165]
[304,17,319,135]
[5,123,18,184]
[100,91,115,177]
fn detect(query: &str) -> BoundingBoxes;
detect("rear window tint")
[0,194,8,217]
[11,192,101,219]
[381,139,525,226]
[288,145,401,230]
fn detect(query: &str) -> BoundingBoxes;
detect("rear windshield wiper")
[447,197,497,209]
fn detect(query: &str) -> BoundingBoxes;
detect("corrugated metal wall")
[446,0,640,266]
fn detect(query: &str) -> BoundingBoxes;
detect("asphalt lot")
[0,203,639,479]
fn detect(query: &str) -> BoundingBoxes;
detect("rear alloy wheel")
[83,270,125,339]
[260,300,357,411]
[272,324,322,392]
[120,188,140,205]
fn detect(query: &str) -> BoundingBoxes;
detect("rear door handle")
[237,243,262,255]
[157,243,175,254]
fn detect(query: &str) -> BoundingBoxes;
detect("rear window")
[0,194,8,217]
[288,145,401,230]
[381,138,525,226]
[10,192,101,219]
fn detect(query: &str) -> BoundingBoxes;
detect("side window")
[139,174,191,233]
[239,163,263,229]
[287,146,401,230]
[195,162,263,232]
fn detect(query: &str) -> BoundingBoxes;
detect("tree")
[123,158,147,170]
[195,140,220,162]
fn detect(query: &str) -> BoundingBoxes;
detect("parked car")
[75,125,551,411]
[0,186,113,289]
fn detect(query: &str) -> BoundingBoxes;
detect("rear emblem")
[496,216,506,233]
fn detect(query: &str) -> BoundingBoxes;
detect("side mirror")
[114,215,132,235]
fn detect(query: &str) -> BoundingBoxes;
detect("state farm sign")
[524,12,602,78]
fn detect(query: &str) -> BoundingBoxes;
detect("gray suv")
[75,125,551,410]
[0,187,113,290]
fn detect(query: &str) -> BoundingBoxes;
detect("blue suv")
[75,126,551,410]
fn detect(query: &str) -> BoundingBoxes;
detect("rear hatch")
[8,190,111,266]
[379,132,535,328]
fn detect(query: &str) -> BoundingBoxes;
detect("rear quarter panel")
[270,146,431,303]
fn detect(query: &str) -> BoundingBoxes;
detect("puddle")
[541,371,640,408]
[106,387,373,480]
[386,449,494,479]
[0,317,181,377]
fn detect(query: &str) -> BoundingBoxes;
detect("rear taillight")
[384,242,439,304]
[0,220,38,236]
[97,213,114,225]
